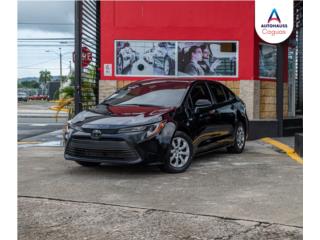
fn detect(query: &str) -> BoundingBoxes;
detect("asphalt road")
[18,101,67,141]
[18,117,66,141]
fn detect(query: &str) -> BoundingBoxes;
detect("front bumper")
[64,123,175,165]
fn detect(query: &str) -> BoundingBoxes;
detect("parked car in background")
[64,78,248,173]
[18,92,28,102]
[28,94,49,101]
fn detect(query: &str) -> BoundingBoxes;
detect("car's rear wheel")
[160,131,194,173]
[75,161,101,167]
[227,122,246,153]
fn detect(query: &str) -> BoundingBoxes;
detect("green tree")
[19,80,40,89]
[39,69,52,90]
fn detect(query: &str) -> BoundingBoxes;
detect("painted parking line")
[18,141,41,145]
[30,124,48,127]
[260,137,303,164]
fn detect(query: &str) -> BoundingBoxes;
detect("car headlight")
[65,120,82,132]
[118,121,166,138]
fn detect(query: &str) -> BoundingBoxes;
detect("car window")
[222,85,236,101]
[208,83,227,104]
[189,82,212,106]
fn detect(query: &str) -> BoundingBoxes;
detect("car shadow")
[65,148,234,176]
[66,162,164,176]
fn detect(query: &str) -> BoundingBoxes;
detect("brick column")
[99,80,117,102]
[239,80,260,120]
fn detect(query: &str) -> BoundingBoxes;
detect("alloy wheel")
[169,137,190,168]
[236,125,245,149]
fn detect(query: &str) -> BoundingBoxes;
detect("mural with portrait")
[177,41,238,77]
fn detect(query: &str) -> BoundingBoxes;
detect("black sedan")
[64,79,248,173]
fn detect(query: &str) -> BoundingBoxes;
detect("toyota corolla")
[64,79,248,173]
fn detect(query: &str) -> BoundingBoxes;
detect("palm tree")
[54,64,98,120]
[39,69,52,92]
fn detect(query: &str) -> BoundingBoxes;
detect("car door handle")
[209,109,216,115]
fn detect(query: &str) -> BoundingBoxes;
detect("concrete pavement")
[19,197,302,240]
[18,134,302,239]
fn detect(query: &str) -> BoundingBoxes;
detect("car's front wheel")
[75,161,101,167]
[161,131,194,173]
[227,122,246,153]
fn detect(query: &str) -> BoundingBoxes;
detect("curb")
[260,137,303,164]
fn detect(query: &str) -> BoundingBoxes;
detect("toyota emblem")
[91,129,102,139]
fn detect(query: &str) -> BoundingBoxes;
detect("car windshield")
[103,81,189,107]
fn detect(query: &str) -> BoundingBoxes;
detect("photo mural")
[115,40,238,77]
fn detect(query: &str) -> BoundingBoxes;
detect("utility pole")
[59,47,62,88]
[69,60,72,74]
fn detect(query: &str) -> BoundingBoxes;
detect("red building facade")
[99,1,291,122]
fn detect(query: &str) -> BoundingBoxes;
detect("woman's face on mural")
[192,48,203,61]
[202,48,210,60]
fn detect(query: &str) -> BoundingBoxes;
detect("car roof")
[131,78,217,86]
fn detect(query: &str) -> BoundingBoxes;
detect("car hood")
[70,105,175,129]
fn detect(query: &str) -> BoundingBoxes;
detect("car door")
[185,82,218,151]
[207,82,236,145]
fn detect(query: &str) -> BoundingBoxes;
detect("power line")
[19,58,61,68]
[19,52,73,68]
[18,45,74,47]
[18,67,69,70]
[18,38,75,41]
[18,22,74,25]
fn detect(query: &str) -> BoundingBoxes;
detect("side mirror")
[194,99,212,114]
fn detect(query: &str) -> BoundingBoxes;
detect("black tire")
[227,122,246,153]
[75,161,101,167]
[160,131,194,173]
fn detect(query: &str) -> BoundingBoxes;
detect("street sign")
[73,46,93,67]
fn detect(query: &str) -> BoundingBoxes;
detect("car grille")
[65,138,139,160]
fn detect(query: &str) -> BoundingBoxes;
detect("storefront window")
[115,40,238,77]
[259,44,277,78]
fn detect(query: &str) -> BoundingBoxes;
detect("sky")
[18,0,74,79]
